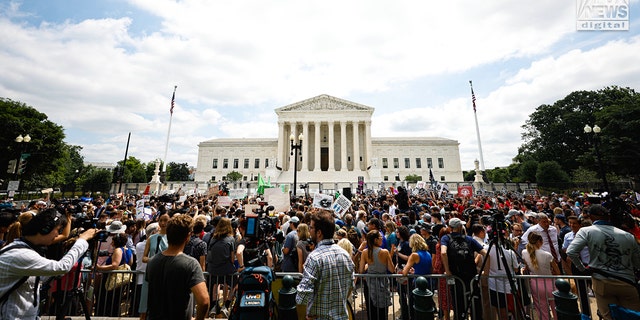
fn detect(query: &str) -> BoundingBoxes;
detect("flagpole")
[162,85,177,180]
[470,81,486,171]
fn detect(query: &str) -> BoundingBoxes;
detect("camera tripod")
[472,227,531,320]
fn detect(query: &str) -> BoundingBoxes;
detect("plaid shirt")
[296,239,354,320]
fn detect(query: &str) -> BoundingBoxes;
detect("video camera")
[478,209,510,240]
[245,202,278,241]
[74,217,109,242]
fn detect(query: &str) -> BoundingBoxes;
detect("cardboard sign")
[313,193,334,210]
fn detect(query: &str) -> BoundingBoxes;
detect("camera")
[482,209,509,240]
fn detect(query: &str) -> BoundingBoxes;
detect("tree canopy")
[515,86,640,186]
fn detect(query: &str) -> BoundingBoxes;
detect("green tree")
[404,174,422,183]
[168,162,192,181]
[80,166,112,194]
[463,171,475,181]
[225,171,243,182]
[486,167,511,183]
[517,160,539,183]
[0,98,66,189]
[536,161,570,187]
[517,86,640,183]
[113,156,147,183]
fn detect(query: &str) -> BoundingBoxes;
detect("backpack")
[229,266,276,320]
[446,233,476,278]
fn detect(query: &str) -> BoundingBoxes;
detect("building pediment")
[275,94,374,114]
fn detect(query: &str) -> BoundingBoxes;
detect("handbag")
[105,263,132,291]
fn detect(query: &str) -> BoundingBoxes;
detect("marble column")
[314,121,321,172]
[328,121,335,171]
[365,120,372,170]
[277,121,284,171]
[340,121,347,172]
[302,121,309,171]
[352,121,360,171]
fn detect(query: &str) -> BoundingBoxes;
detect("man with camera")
[0,208,97,319]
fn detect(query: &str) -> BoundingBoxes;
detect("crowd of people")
[0,186,639,320]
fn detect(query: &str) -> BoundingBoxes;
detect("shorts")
[489,289,515,311]
[210,274,236,286]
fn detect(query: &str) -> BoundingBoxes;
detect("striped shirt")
[296,239,354,320]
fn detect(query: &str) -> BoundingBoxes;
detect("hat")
[37,201,47,206]
[448,218,463,229]
[145,222,159,235]
[506,209,519,219]
[106,220,126,234]
[290,216,300,224]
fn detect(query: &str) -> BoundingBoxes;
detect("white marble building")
[195,95,463,184]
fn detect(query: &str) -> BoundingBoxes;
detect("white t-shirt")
[522,248,553,275]
[488,246,518,293]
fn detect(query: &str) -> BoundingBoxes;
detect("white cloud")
[0,0,638,173]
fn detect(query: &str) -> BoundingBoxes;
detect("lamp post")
[584,124,609,192]
[290,133,303,198]
[14,134,31,179]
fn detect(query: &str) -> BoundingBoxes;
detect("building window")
[382,158,388,168]
[244,159,250,169]
[438,158,444,168]
[223,159,228,169]
[254,158,260,169]
[440,176,445,181]
[212,159,218,169]
[265,158,269,168]
[383,176,388,181]
[393,158,399,169]
[404,158,410,168]
[415,158,421,169]
[348,156,351,162]
[395,174,401,181]
[427,158,433,168]
[233,159,239,169]
[360,156,363,161]
[211,176,216,181]
[243,176,248,181]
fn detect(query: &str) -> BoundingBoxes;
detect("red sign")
[458,186,473,198]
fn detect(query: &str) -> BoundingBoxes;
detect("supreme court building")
[195,94,463,185]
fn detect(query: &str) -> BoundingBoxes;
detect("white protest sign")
[229,189,247,199]
[217,196,231,207]
[264,188,290,213]
[312,193,334,210]
[331,194,352,218]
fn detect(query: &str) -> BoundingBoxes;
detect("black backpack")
[229,266,276,320]
[447,233,476,278]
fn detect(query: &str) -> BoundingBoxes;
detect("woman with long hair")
[360,230,395,320]
[96,233,132,316]
[401,234,433,320]
[522,232,559,320]
[207,217,236,317]
[296,223,313,273]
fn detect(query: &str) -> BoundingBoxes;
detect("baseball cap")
[448,218,463,229]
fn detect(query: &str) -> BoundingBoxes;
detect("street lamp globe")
[583,125,592,134]
[298,133,303,141]
[593,125,601,134]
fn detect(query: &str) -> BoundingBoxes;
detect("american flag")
[170,90,175,115]
[470,81,477,113]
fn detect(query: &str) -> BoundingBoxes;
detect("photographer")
[0,208,97,319]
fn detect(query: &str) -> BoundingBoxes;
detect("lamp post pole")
[584,124,609,193]
[290,133,303,198]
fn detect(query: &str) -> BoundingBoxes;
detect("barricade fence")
[38,270,594,319]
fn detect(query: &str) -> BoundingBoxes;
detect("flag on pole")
[170,90,175,114]
[470,81,477,113]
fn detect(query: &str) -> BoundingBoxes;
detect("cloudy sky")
[1,0,639,172]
